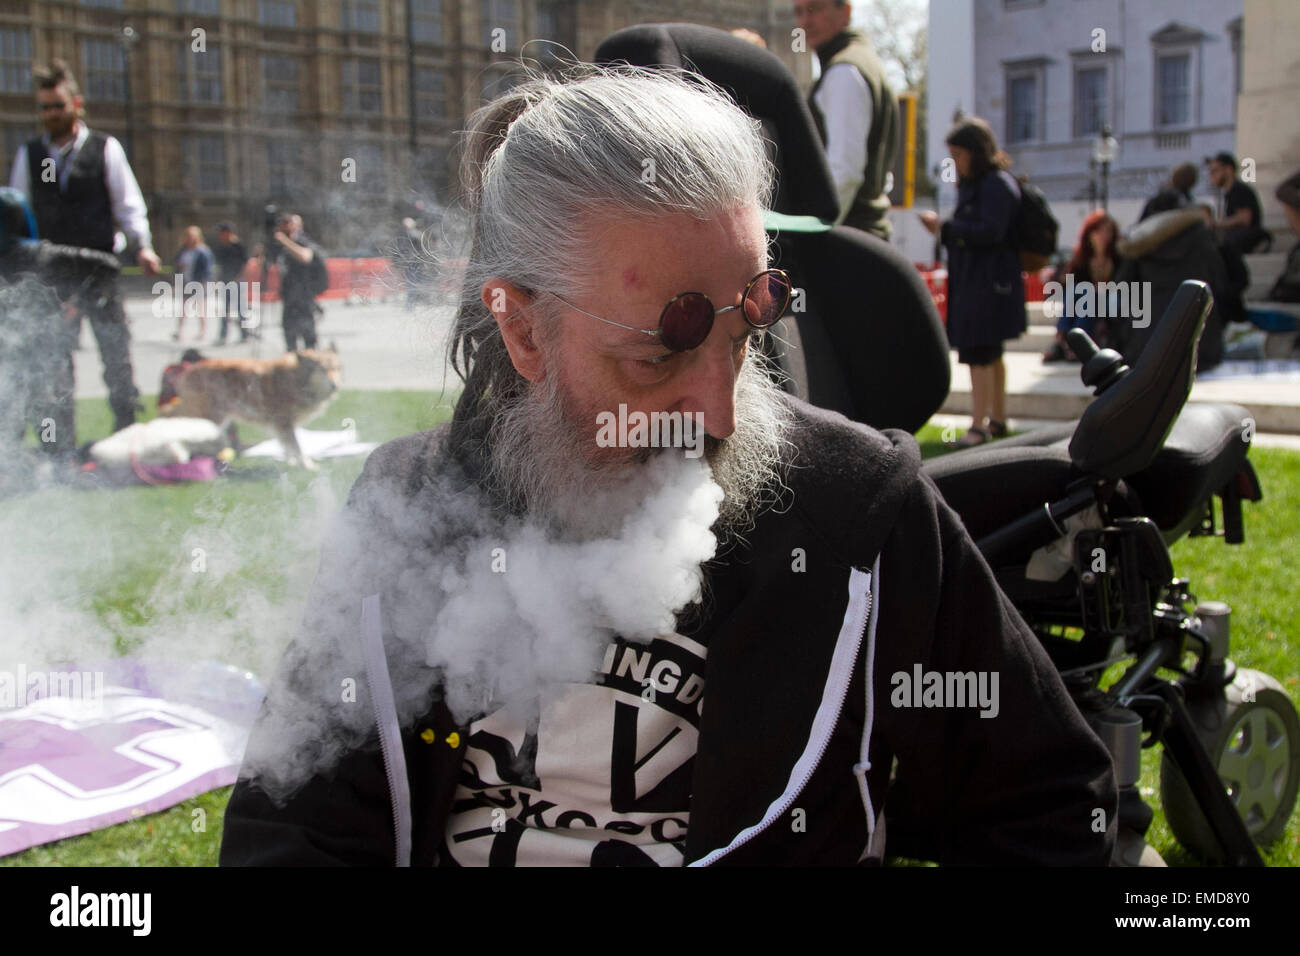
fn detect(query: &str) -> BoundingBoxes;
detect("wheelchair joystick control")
[1065,328,1130,396]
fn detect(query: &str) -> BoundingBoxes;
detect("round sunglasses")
[541,268,792,352]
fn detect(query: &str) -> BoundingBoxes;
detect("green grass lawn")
[1,412,1295,866]
[1,389,452,867]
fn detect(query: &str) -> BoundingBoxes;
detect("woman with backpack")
[920,116,1027,447]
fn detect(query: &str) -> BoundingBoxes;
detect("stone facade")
[0,0,804,256]
[1236,0,1300,236]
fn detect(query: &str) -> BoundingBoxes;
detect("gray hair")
[447,64,776,450]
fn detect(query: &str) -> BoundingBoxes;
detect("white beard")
[487,349,793,544]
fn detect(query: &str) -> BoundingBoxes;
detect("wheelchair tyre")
[1159,668,1300,862]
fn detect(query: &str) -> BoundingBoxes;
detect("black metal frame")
[989,477,1266,865]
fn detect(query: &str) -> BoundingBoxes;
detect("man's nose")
[682,336,740,440]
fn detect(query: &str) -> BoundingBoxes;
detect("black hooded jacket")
[220,396,1116,866]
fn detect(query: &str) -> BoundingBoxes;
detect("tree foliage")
[854,0,934,197]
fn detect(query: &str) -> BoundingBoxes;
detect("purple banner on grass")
[0,660,264,858]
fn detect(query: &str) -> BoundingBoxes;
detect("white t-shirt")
[814,63,873,224]
[443,630,706,866]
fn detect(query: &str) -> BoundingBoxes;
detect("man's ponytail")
[458,84,544,214]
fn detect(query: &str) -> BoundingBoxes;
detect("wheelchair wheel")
[1159,668,1300,862]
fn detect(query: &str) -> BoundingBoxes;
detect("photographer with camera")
[269,210,329,352]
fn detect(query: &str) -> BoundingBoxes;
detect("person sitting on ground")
[1207,151,1269,257]
[1139,162,1198,222]
[1196,203,1251,329]
[1042,210,1124,363]
[1114,205,1230,371]
[219,65,1116,868]
[1265,168,1300,305]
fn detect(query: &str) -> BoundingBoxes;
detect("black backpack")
[306,247,330,297]
[1008,175,1059,271]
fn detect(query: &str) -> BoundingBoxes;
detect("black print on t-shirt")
[442,631,706,866]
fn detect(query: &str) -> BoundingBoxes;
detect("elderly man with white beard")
[220,65,1116,867]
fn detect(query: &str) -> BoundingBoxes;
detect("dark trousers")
[1,313,78,457]
[282,296,318,351]
[37,319,77,455]
[217,283,251,342]
[1222,225,1268,259]
[85,283,141,432]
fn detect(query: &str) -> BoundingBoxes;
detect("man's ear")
[482,278,547,382]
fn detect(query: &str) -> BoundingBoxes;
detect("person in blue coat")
[173,224,215,344]
[921,117,1026,446]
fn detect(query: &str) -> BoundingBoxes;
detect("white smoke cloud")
[423,451,722,720]
[0,467,341,723]
[239,446,724,801]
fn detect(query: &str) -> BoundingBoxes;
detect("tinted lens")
[660,293,715,351]
[744,270,791,328]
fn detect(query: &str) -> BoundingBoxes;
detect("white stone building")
[928,0,1246,248]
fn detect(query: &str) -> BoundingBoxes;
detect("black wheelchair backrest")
[594,23,949,433]
[595,23,839,221]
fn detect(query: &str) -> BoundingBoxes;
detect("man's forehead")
[582,208,767,288]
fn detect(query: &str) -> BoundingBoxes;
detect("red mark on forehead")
[621,266,640,291]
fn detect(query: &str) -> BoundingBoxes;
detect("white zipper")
[361,593,413,867]
[689,565,875,866]
[855,555,882,861]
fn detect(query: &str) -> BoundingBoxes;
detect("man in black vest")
[796,0,900,240]
[8,60,161,433]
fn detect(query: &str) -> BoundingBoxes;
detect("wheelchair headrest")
[594,23,839,221]
[1068,280,1210,480]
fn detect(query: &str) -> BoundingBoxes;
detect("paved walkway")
[942,349,1300,434]
[78,294,1300,439]
[74,295,461,402]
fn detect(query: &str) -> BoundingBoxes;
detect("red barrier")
[1024,269,1051,302]
[917,267,947,322]
[321,257,400,301]
[239,257,276,301]
[238,257,401,304]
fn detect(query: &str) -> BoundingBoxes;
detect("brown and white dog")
[161,346,342,469]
